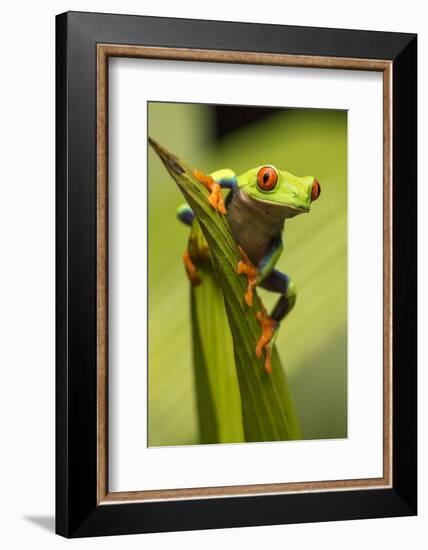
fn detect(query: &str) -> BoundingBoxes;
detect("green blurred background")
[148,102,347,446]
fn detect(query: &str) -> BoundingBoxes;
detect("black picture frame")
[56,11,417,538]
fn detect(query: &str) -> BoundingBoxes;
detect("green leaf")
[191,262,244,443]
[190,278,219,444]
[149,137,301,442]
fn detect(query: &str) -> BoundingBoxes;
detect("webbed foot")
[193,169,227,214]
[255,307,278,375]
[183,249,201,286]
[236,246,258,307]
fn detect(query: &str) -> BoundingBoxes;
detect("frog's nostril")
[311,178,321,201]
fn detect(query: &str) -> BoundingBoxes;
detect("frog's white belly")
[226,190,286,265]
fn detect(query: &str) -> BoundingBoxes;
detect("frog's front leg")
[193,168,237,215]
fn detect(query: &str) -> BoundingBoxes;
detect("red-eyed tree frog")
[177,165,321,374]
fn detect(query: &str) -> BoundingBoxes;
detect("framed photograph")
[56,11,417,537]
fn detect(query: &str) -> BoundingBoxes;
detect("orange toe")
[194,169,226,214]
[255,309,277,374]
[236,247,258,307]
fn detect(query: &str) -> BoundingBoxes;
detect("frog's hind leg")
[256,270,297,374]
[177,204,201,286]
[182,249,201,286]
[261,269,296,324]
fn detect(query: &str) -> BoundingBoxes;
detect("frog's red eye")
[257,166,278,191]
[311,178,321,201]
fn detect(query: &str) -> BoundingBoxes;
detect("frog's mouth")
[281,204,310,218]
[257,199,310,218]
[240,190,309,219]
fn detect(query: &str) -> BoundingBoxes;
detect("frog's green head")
[237,165,321,218]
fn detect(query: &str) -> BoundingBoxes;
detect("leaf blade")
[149,138,301,441]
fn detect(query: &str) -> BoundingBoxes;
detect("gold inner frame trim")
[96,44,393,505]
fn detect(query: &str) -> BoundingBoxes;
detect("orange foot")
[255,308,278,375]
[183,249,201,286]
[193,169,227,215]
[236,246,258,307]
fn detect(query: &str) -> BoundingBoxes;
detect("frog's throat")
[227,190,287,265]
[228,189,286,233]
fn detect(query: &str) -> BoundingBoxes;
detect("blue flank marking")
[258,248,275,272]
[258,237,282,272]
